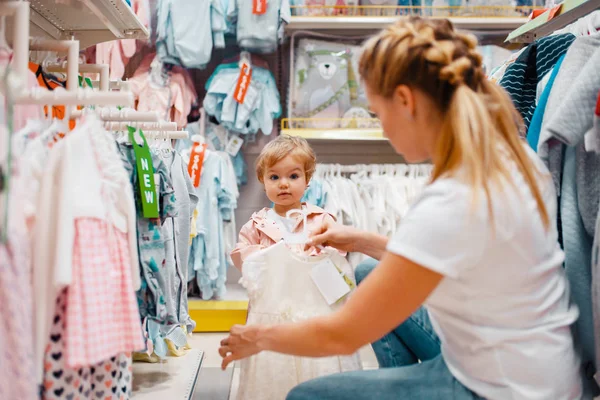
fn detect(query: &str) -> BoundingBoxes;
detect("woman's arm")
[219,252,443,368]
[309,220,389,261]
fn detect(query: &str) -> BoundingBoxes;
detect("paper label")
[234,62,252,104]
[548,4,562,20]
[225,135,244,156]
[187,142,207,187]
[310,259,351,306]
[252,0,267,14]
[128,127,159,219]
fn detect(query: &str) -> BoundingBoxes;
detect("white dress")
[237,241,362,400]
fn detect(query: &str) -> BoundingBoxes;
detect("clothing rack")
[316,163,433,176]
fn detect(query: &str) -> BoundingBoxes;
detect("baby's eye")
[290,173,300,180]
[269,175,279,181]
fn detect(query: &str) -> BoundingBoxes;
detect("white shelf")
[28,0,149,49]
[282,128,387,141]
[286,16,529,32]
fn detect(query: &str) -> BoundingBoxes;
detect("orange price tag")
[187,143,207,188]
[234,62,252,104]
[548,4,562,20]
[253,0,267,15]
[529,9,547,20]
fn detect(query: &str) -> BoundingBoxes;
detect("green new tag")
[128,126,159,219]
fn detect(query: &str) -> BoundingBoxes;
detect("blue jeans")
[286,258,484,400]
[354,258,441,367]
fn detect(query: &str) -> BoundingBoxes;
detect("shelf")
[286,5,537,32]
[506,0,600,42]
[188,300,248,333]
[28,0,149,49]
[282,128,386,141]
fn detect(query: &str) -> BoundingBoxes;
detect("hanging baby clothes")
[237,241,361,400]
[31,115,143,384]
[227,0,291,54]
[188,149,237,300]
[160,149,199,336]
[117,142,178,356]
[0,157,36,400]
[156,0,227,69]
[203,63,281,137]
[130,53,198,128]
[42,290,134,400]
[499,33,575,130]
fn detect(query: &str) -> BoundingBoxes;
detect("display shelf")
[282,118,386,141]
[28,0,149,49]
[188,300,249,333]
[286,5,539,32]
[506,0,600,42]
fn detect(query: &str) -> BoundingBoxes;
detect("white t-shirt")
[387,148,582,400]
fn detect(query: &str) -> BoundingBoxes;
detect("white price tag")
[310,259,351,306]
[154,173,161,205]
[226,135,244,156]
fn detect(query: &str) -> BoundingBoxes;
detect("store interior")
[1,0,600,399]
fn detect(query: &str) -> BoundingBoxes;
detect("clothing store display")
[156,0,226,69]
[129,53,198,128]
[499,33,575,129]
[532,36,600,392]
[386,145,581,400]
[292,38,367,128]
[227,0,291,54]
[238,241,361,400]
[203,63,281,137]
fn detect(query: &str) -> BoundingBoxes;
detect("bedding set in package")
[292,38,380,129]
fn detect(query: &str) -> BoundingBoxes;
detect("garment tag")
[252,0,267,14]
[310,259,351,306]
[128,126,159,219]
[154,173,161,201]
[548,4,562,20]
[187,142,207,187]
[225,135,244,156]
[234,62,252,104]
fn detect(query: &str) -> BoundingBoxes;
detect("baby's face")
[263,156,308,208]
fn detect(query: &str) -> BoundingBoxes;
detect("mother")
[219,17,582,399]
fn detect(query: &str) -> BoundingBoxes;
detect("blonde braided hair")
[359,17,550,229]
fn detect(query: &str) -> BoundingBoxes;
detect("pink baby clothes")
[43,290,133,400]
[230,203,346,270]
[0,176,36,400]
[65,217,144,369]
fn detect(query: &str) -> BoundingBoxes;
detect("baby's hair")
[255,135,317,183]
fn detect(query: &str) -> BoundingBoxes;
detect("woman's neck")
[273,202,303,217]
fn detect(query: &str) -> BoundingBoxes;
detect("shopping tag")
[187,142,207,187]
[128,126,159,219]
[548,4,562,20]
[234,62,252,104]
[310,258,351,306]
[225,135,244,156]
[154,173,161,201]
[252,0,267,14]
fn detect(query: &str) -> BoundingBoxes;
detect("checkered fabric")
[65,218,145,369]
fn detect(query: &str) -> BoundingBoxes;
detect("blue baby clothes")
[156,0,227,69]
[161,150,199,334]
[526,54,566,151]
[227,0,291,54]
[203,63,281,136]
[116,143,178,356]
[499,33,575,130]
[188,150,238,300]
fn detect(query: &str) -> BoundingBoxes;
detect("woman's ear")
[393,85,416,119]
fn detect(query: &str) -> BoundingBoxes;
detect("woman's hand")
[308,219,359,253]
[219,324,263,370]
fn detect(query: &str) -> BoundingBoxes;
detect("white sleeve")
[386,179,488,279]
